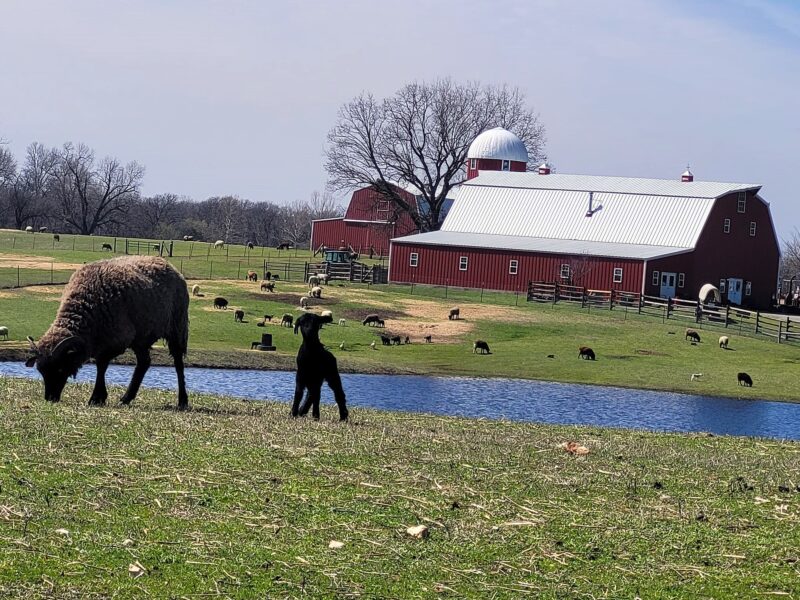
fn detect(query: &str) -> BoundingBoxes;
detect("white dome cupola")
[466,127,529,180]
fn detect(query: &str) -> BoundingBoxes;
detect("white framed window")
[613,268,623,283]
[459,256,468,271]
[750,221,757,237]
[409,252,418,268]
[737,192,746,213]
[723,218,731,234]
[652,271,660,286]
[745,281,752,296]
[470,159,476,170]
[560,264,570,279]
[502,160,510,171]
[509,260,518,275]
[719,278,727,293]
[678,273,685,288]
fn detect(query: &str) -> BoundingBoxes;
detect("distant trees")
[780,230,800,282]
[326,79,546,232]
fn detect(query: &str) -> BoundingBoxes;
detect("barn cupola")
[538,162,551,175]
[681,165,694,182]
[466,127,528,180]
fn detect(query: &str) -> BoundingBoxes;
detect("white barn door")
[727,278,743,305]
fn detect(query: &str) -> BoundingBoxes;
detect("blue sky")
[1,0,798,241]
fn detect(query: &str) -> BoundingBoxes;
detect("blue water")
[1,361,798,440]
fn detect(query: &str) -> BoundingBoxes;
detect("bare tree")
[308,190,343,220]
[51,143,144,235]
[136,193,180,238]
[780,229,800,283]
[281,200,312,247]
[326,79,546,231]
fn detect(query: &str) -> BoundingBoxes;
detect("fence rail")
[527,280,798,344]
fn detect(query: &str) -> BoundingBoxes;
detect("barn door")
[727,278,743,305]
[660,272,677,299]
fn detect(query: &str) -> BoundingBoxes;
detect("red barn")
[310,184,419,257]
[389,168,780,309]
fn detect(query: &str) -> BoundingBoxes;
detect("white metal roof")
[464,171,760,199]
[392,231,690,260]
[467,127,529,163]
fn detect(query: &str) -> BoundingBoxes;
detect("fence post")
[638,295,642,314]
[725,305,730,327]
[237,261,241,280]
[51,262,53,284]
[32,235,35,250]
[755,311,760,334]
[515,290,519,306]
[17,265,20,287]
[72,237,75,251]
[778,320,783,344]
[209,261,213,278]
[553,283,558,305]
[480,285,484,303]
[114,237,117,253]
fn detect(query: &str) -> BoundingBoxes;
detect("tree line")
[0,141,340,247]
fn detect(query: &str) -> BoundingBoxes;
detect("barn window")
[678,273,685,288]
[509,260,518,275]
[613,268,623,283]
[459,256,468,271]
[719,278,727,293]
[409,252,418,268]
[723,218,731,234]
[652,271,660,286]
[737,192,746,213]
[745,281,752,296]
[470,159,476,170]
[750,221,757,237]
[502,160,510,171]
[560,264,570,279]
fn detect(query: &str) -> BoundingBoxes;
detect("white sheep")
[214,240,224,249]
[191,284,201,297]
[300,296,310,309]
[0,326,8,340]
[719,336,729,349]
[338,318,346,327]
[310,286,322,299]
[318,273,330,284]
[321,310,333,319]
[25,226,33,233]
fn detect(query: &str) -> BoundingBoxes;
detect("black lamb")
[292,313,348,421]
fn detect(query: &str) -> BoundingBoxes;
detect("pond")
[1,361,798,440]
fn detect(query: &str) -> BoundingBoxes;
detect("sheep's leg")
[173,352,188,410]
[120,347,151,405]
[88,357,110,406]
[325,369,348,422]
[299,381,323,420]
[291,377,305,417]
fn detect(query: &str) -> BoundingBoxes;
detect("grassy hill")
[0,379,799,598]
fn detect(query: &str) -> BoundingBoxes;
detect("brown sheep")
[685,328,701,343]
[578,346,596,360]
[234,309,245,322]
[473,340,491,354]
[246,270,258,282]
[25,256,189,409]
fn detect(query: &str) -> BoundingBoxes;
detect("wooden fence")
[527,280,799,344]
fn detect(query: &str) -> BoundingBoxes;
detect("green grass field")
[1,277,798,402]
[1,378,799,598]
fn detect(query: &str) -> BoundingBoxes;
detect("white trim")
[749,221,757,237]
[719,278,727,293]
[652,270,660,286]
[745,281,752,296]
[737,192,746,213]
[509,259,518,275]
[678,272,685,288]
[613,267,623,283]
[311,216,345,223]
[409,252,419,268]
[723,218,731,234]
[560,264,570,279]
[459,256,468,271]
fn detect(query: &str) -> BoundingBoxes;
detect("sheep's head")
[25,336,88,402]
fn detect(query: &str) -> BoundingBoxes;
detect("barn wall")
[644,189,779,309]
[389,243,644,293]
[466,158,527,179]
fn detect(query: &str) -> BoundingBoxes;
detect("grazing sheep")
[473,340,491,354]
[719,336,729,349]
[213,297,229,309]
[183,235,194,241]
[300,296,310,309]
[247,241,254,249]
[292,312,348,421]
[310,286,322,299]
[424,335,432,343]
[39,226,47,233]
[391,336,401,345]
[578,346,596,360]
[260,281,275,292]
[376,319,385,328]
[321,310,333,319]
[257,314,274,327]
[448,307,460,320]
[234,309,245,323]
[737,372,753,387]
[24,256,189,408]
[276,242,292,250]
[152,244,161,251]
[338,318,346,327]
[101,243,113,251]
[404,336,410,344]
[191,284,201,297]
[265,271,272,281]
[25,226,33,233]
[691,373,703,381]
[214,240,224,249]
[362,314,381,326]
[264,314,274,322]
[272,274,280,280]
[381,335,391,346]
[246,270,258,282]
[53,234,60,242]
[0,326,8,340]
[318,273,330,284]
[685,328,701,343]
[281,314,293,327]
[308,275,320,287]
[370,340,376,350]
